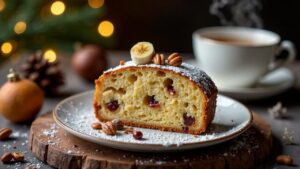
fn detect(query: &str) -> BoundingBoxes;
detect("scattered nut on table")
[1,152,14,164]
[12,152,25,162]
[0,128,13,141]
[276,154,293,166]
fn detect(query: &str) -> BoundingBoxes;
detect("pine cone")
[21,50,64,95]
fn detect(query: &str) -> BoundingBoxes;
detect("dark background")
[105,0,300,58]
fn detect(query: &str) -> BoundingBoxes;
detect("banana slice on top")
[130,42,155,65]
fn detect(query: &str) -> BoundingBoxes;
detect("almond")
[12,152,24,162]
[0,128,12,141]
[276,154,293,166]
[1,152,13,164]
[91,122,102,130]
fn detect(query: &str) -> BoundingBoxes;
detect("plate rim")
[53,90,253,151]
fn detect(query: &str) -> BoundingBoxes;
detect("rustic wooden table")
[0,51,299,169]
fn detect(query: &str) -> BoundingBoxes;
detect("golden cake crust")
[94,64,217,135]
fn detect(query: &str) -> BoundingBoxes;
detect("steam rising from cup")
[210,0,263,28]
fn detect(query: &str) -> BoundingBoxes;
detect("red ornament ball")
[72,44,108,81]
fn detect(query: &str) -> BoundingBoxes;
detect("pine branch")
[0,0,112,61]
[0,0,44,40]
[54,26,116,47]
[29,7,105,34]
[0,0,18,25]
[19,30,115,52]
[0,7,105,41]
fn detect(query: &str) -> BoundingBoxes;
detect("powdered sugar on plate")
[53,91,252,152]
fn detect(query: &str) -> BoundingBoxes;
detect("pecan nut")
[101,121,117,135]
[167,53,182,67]
[111,119,124,130]
[153,53,165,65]
[119,60,125,66]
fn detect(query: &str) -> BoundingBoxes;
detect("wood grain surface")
[29,112,272,169]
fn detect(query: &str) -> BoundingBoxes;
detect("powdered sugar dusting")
[42,123,58,138]
[53,91,251,152]
[104,61,217,96]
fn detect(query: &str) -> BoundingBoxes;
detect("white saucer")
[186,59,296,101]
[53,91,252,152]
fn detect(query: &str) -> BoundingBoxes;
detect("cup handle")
[268,40,296,72]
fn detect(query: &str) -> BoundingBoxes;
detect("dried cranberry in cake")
[183,113,195,126]
[167,85,176,95]
[164,78,175,95]
[149,95,160,108]
[106,100,119,111]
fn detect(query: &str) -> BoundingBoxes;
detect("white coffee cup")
[192,26,296,89]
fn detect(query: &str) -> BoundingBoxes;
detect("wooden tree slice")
[29,112,272,169]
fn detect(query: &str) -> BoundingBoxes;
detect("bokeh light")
[44,49,57,63]
[0,0,5,12]
[1,42,13,55]
[98,20,114,37]
[50,1,65,16]
[14,21,27,34]
[88,0,104,9]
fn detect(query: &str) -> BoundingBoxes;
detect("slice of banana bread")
[94,61,217,135]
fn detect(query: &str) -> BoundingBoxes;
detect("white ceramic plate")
[186,59,295,101]
[53,91,252,152]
